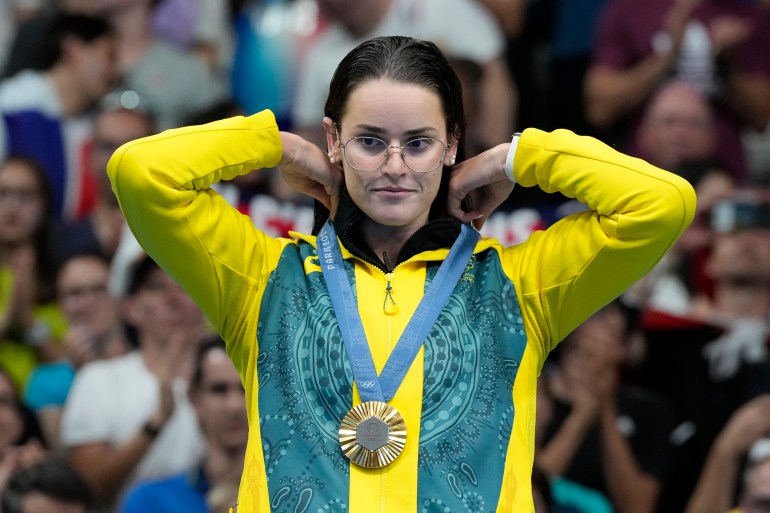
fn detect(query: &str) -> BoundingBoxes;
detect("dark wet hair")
[312,36,467,234]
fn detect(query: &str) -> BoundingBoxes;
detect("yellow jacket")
[108,111,696,512]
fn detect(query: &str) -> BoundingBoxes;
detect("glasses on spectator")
[336,130,449,173]
[59,283,108,303]
[0,392,18,410]
[0,187,40,203]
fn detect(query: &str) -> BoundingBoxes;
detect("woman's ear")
[444,135,460,166]
[323,117,342,166]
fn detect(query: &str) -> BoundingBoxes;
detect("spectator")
[685,394,770,513]
[120,335,247,513]
[0,156,67,392]
[291,0,516,148]
[60,255,207,508]
[55,105,156,263]
[585,0,770,181]
[537,300,674,513]
[0,12,117,220]
[24,251,131,450]
[633,198,770,512]
[1,456,91,513]
[635,79,717,173]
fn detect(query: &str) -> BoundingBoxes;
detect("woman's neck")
[360,219,420,269]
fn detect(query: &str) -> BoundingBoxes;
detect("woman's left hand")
[447,143,515,225]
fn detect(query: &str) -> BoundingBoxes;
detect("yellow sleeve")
[503,128,697,358]
[106,111,286,340]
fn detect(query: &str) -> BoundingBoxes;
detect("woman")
[108,36,696,512]
[0,156,65,391]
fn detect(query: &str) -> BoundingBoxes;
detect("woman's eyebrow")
[351,124,440,137]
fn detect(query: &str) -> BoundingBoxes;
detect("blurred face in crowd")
[0,371,23,452]
[125,267,204,342]
[91,108,154,204]
[57,255,115,341]
[0,159,46,247]
[707,229,770,284]
[561,302,627,380]
[65,33,116,108]
[191,347,248,452]
[637,81,715,171]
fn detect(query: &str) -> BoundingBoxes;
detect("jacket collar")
[331,189,462,272]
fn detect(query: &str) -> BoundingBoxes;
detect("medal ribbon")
[318,220,480,403]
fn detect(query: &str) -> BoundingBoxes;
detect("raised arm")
[450,128,696,356]
[107,112,285,332]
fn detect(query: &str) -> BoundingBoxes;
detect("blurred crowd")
[0,0,770,512]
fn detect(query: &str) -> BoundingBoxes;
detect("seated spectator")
[0,456,91,513]
[584,0,770,181]
[60,255,207,508]
[537,300,674,513]
[0,12,117,220]
[120,335,247,513]
[0,156,67,392]
[632,211,770,512]
[685,394,770,513]
[24,251,131,449]
[634,79,718,173]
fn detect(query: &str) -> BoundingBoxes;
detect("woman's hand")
[447,143,515,225]
[278,132,343,215]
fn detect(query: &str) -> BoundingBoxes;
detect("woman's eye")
[355,137,386,153]
[405,138,432,152]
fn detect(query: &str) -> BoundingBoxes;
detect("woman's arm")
[107,112,285,334]
[451,128,696,357]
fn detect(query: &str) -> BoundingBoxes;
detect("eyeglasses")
[0,187,40,203]
[59,283,108,303]
[336,131,449,173]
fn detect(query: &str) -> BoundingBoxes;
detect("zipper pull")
[383,273,398,315]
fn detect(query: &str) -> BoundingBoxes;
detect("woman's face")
[57,256,116,339]
[0,160,46,246]
[327,79,457,232]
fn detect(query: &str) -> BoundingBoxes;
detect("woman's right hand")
[278,132,343,215]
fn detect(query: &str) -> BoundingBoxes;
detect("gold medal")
[339,401,407,468]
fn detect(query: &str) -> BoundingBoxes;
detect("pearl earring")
[450,156,456,165]
[328,151,335,164]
